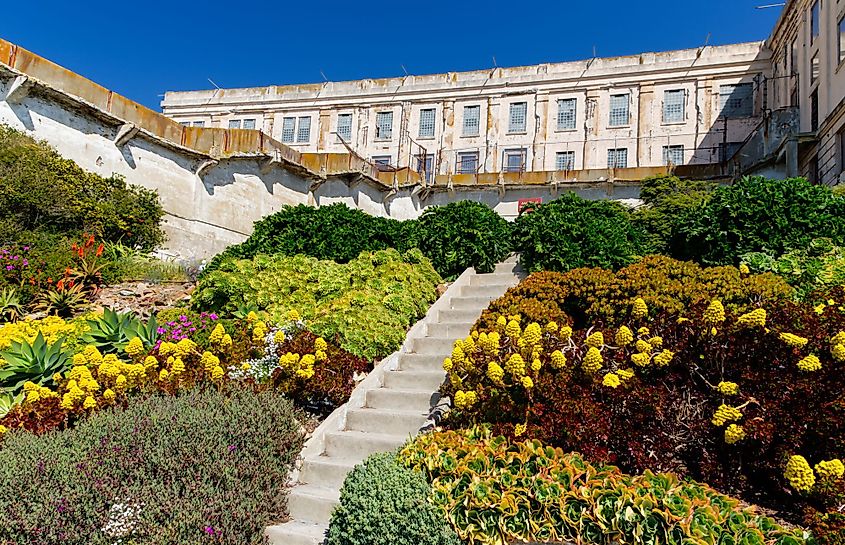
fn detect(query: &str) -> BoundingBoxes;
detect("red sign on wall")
[517,198,542,214]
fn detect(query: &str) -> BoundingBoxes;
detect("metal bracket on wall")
[3,75,30,103]
[113,123,139,148]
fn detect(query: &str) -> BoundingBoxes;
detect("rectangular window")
[555,151,575,171]
[663,145,685,166]
[192,121,205,127]
[243,119,256,130]
[811,89,820,132]
[607,148,628,169]
[556,98,577,130]
[508,102,528,133]
[839,127,845,174]
[180,121,191,127]
[297,116,311,143]
[375,111,393,140]
[791,39,798,74]
[416,154,435,183]
[663,90,685,123]
[281,117,296,143]
[228,120,241,129]
[609,94,630,127]
[372,155,392,170]
[337,113,353,141]
[812,52,820,84]
[462,105,481,137]
[503,149,527,172]
[719,84,754,118]
[812,0,820,44]
[457,151,479,174]
[418,108,436,138]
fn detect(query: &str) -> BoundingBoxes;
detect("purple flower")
[228,444,237,452]
[157,327,166,334]
[204,525,218,536]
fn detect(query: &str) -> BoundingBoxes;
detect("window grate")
[463,105,481,136]
[555,151,575,171]
[508,102,528,133]
[609,95,629,127]
[228,119,241,129]
[557,99,577,130]
[243,119,256,130]
[297,116,311,143]
[503,149,527,172]
[607,148,628,169]
[662,145,685,166]
[337,113,353,141]
[281,117,296,143]
[457,151,479,174]
[419,108,436,138]
[372,155,392,171]
[376,111,393,140]
[416,154,435,183]
[663,90,685,123]
[719,84,753,118]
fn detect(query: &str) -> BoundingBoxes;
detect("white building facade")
[161,43,771,179]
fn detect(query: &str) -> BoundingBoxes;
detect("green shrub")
[192,249,441,359]
[742,238,845,299]
[401,428,811,545]
[511,193,650,273]
[671,176,845,266]
[0,125,165,250]
[414,201,511,278]
[631,175,716,253]
[0,386,304,544]
[326,452,461,545]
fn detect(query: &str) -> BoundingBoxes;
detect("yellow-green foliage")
[0,316,89,365]
[400,427,812,545]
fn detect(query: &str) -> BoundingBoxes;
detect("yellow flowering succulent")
[550,350,566,369]
[653,349,674,367]
[737,308,767,328]
[614,326,634,347]
[504,354,526,378]
[559,326,573,342]
[486,362,504,384]
[125,337,144,357]
[314,337,328,352]
[831,344,845,362]
[83,396,97,410]
[717,381,739,396]
[617,368,635,382]
[724,424,746,444]
[815,459,845,481]
[784,455,816,492]
[71,353,87,367]
[175,338,196,358]
[703,300,726,324]
[632,298,648,320]
[779,332,809,349]
[496,315,507,332]
[103,388,116,403]
[602,373,621,389]
[712,404,742,426]
[637,327,650,337]
[514,423,527,437]
[631,352,651,367]
[545,322,558,334]
[582,347,603,374]
[442,358,453,372]
[221,334,233,348]
[797,354,822,372]
[159,369,169,381]
[521,376,534,389]
[530,359,542,372]
[585,331,604,349]
[454,390,478,409]
[647,336,663,348]
[522,323,542,346]
[505,320,521,339]
[739,263,750,274]
[0,425,7,435]
[635,340,652,353]
[209,323,225,344]
[211,366,225,381]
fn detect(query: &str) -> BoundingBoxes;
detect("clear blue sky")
[1,0,782,111]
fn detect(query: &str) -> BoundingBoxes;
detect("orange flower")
[96,243,104,257]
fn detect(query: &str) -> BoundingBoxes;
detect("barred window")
[557,98,577,130]
[812,0,820,44]
[663,145,685,166]
[228,119,241,129]
[508,102,528,133]
[457,151,479,174]
[375,111,393,140]
[243,119,256,130]
[607,148,628,169]
[297,116,311,143]
[719,84,753,118]
[555,151,575,171]
[192,121,205,127]
[418,108,436,138]
[463,105,481,136]
[372,155,392,170]
[416,154,435,183]
[503,149,527,172]
[281,117,296,143]
[609,94,629,127]
[663,90,685,123]
[337,113,353,141]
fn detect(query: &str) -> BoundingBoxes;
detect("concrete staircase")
[265,259,522,545]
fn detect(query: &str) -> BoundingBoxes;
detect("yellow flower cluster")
[832,343,845,362]
[585,332,604,349]
[631,352,651,367]
[125,337,144,357]
[504,354,526,378]
[476,331,501,354]
[522,323,542,346]
[632,298,648,320]
[703,300,726,324]
[737,308,767,328]
[442,358,453,372]
[545,322,558,334]
[521,376,534,389]
[739,263,750,274]
[549,350,566,369]
[797,354,822,372]
[615,326,633,347]
[724,424,745,444]
[486,362,504,384]
[779,332,808,349]
[617,368,635,382]
[815,459,845,481]
[711,404,742,426]
[635,340,652,353]
[784,455,816,492]
[0,316,88,354]
[653,349,674,367]
[559,325,573,342]
[23,381,58,405]
[647,336,663,349]
[252,321,268,344]
[582,347,603,374]
[505,319,521,339]
[717,381,739,396]
[454,390,477,409]
[602,373,621,389]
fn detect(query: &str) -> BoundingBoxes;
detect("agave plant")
[0,391,24,418]
[0,287,24,322]
[82,308,143,356]
[0,333,72,394]
[128,313,159,350]
[33,283,89,318]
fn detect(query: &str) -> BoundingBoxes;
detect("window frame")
[662,89,686,124]
[556,98,577,131]
[840,16,845,67]
[281,117,296,143]
[719,83,754,119]
[296,116,311,143]
[375,111,394,141]
[336,113,353,142]
[228,119,241,129]
[456,151,480,174]
[418,108,436,139]
[607,148,628,169]
[242,119,256,130]
[508,102,528,134]
[555,150,575,171]
[662,144,685,166]
[503,148,527,173]
[415,153,435,183]
[811,0,820,45]
[371,155,393,171]
[608,94,630,127]
[462,105,481,137]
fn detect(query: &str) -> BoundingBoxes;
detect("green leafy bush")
[511,193,650,273]
[631,175,715,253]
[742,238,845,299]
[672,176,845,266]
[326,451,461,545]
[0,386,304,544]
[414,201,511,278]
[401,428,811,545]
[192,249,441,359]
[0,125,165,250]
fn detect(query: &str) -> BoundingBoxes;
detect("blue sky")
[1,0,782,111]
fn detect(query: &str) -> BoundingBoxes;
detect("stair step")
[459,284,509,298]
[426,322,473,338]
[288,484,340,525]
[408,338,455,356]
[450,296,496,310]
[265,520,327,545]
[299,456,359,490]
[495,261,521,274]
[324,430,409,459]
[383,369,445,391]
[468,272,519,287]
[366,387,435,411]
[346,407,428,436]
[400,352,446,371]
[437,308,480,324]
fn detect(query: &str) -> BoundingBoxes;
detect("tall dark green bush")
[672,176,845,266]
[414,201,511,278]
[0,386,303,545]
[511,193,650,273]
[631,175,716,253]
[0,125,165,250]
[326,452,460,545]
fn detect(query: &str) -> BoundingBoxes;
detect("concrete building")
[161,43,771,180]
